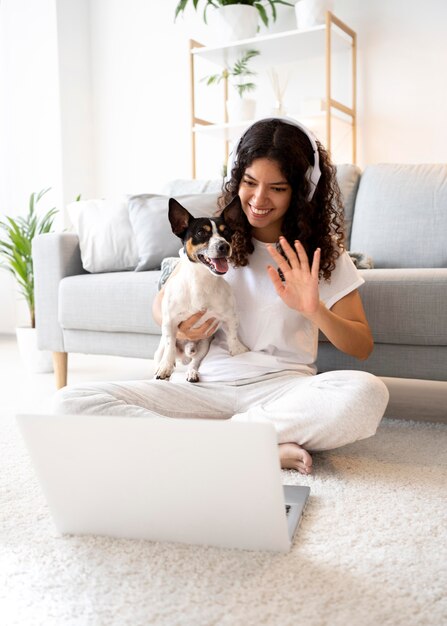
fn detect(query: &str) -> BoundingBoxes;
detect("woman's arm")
[307,290,373,360]
[267,237,373,361]
[152,287,165,327]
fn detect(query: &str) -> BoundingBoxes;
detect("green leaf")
[254,3,268,27]
[35,187,51,204]
[265,0,277,22]
[174,0,189,20]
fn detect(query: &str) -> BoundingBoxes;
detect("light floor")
[0,334,154,415]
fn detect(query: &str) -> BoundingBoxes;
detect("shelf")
[193,111,353,142]
[189,12,357,175]
[191,24,353,68]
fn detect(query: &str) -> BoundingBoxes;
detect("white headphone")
[228,117,322,201]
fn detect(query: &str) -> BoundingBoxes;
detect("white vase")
[207,5,258,43]
[226,97,256,123]
[295,0,334,30]
[16,327,54,373]
[258,6,296,35]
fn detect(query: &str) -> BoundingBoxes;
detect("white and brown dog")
[154,197,248,382]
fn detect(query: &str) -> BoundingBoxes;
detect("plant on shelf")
[203,49,260,121]
[175,0,294,28]
[203,49,260,98]
[0,188,58,328]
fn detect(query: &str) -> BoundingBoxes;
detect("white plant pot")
[207,5,258,43]
[16,327,54,373]
[258,6,296,35]
[295,0,334,30]
[226,97,256,123]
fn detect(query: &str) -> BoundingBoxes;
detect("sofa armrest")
[33,232,86,352]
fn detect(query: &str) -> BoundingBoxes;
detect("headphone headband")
[228,117,321,201]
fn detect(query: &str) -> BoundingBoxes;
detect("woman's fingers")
[268,237,318,278]
[311,247,321,279]
[180,309,206,330]
[294,240,310,272]
[267,243,295,274]
[278,236,301,270]
[267,265,284,295]
[177,311,217,340]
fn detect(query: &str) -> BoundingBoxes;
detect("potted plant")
[294,0,334,30]
[0,188,58,372]
[175,0,294,42]
[203,49,260,121]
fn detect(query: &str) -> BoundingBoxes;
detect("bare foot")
[279,443,313,475]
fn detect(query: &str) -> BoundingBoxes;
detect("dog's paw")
[186,370,200,383]
[154,361,175,380]
[229,341,249,356]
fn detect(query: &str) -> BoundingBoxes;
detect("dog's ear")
[221,195,243,230]
[168,198,194,238]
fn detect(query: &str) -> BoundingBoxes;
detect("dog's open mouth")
[198,254,229,275]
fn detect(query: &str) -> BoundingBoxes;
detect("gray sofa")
[33,164,447,421]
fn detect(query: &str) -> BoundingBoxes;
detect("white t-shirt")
[196,239,364,383]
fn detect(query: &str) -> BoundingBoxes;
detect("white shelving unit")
[189,12,357,177]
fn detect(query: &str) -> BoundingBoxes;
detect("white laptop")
[16,414,310,552]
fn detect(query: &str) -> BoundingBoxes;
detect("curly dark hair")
[218,118,345,280]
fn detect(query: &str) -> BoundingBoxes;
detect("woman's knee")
[310,370,389,447]
[319,370,388,406]
[351,370,389,414]
[51,382,116,416]
[52,384,89,415]
[337,370,389,437]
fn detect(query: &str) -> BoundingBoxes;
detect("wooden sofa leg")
[53,352,68,390]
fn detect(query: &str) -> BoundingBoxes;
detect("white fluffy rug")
[1,411,446,626]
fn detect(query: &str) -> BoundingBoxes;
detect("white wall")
[56,0,96,204]
[336,0,447,165]
[87,0,447,188]
[89,0,195,197]
[1,0,446,332]
[0,0,63,332]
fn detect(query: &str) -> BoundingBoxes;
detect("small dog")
[154,197,248,382]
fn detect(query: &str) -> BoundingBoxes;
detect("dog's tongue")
[211,257,229,274]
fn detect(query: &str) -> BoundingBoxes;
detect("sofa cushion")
[350,164,447,268]
[59,271,162,335]
[162,179,223,195]
[128,193,220,271]
[67,198,139,273]
[333,268,447,346]
[335,164,361,248]
[317,343,447,382]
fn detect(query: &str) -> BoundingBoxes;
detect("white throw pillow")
[67,198,139,273]
[128,193,220,271]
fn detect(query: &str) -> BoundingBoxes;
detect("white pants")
[53,370,389,452]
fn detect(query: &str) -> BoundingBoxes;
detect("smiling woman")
[238,159,292,243]
[53,117,389,477]
[221,118,342,278]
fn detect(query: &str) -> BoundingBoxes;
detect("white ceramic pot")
[295,0,334,30]
[16,327,54,373]
[258,6,296,35]
[207,5,258,43]
[226,97,256,123]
